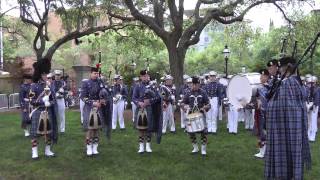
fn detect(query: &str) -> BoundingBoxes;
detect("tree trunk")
[166,42,186,91]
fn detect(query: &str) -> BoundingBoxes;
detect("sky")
[1,0,320,32]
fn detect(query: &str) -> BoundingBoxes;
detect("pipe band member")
[80,67,105,156]
[132,70,162,154]
[182,76,211,156]
[29,61,56,159]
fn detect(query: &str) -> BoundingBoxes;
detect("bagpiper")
[253,69,270,158]
[112,75,128,130]
[132,70,162,153]
[80,67,105,156]
[19,75,33,137]
[161,74,176,134]
[203,71,223,134]
[29,60,56,159]
[264,56,311,179]
[266,58,280,84]
[305,75,319,142]
[52,70,67,133]
[182,76,211,155]
[130,77,140,122]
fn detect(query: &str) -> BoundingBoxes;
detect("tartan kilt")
[82,104,104,131]
[30,107,54,138]
[264,77,311,180]
[134,106,154,131]
[21,111,31,129]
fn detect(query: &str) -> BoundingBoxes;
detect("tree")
[1,16,35,60]
[76,25,168,82]
[107,0,297,88]
[17,0,127,79]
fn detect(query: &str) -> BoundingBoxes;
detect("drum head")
[227,75,252,109]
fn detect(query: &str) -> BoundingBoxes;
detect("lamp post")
[130,59,136,76]
[223,45,230,77]
[145,58,150,71]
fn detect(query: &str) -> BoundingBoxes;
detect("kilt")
[264,76,311,180]
[30,107,54,138]
[21,111,31,129]
[134,102,163,144]
[82,104,104,130]
[253,109,266,141]
[134,106,154,132]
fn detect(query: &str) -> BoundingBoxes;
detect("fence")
[0,94,8,110]
[0,92,80,110]
[9,93,20,109]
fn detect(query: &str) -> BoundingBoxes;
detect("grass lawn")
[0,110,319,180]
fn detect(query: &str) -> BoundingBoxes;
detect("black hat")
[32,58,51,82]
[266,59,279,67]
[259,69,269,76]
[278,56,296,67]
[192,76,200,84]
[23,74,33,79]
[140,69,148,76]
[91,66,99,72]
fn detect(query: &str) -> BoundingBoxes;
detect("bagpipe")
[36,82,53,135]
[88,51,104,130]
[267,32,320,101]
[159,85,175,109]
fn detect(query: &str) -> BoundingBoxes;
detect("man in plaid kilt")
[81,67,106,156]
[19,75,33,137]
[254,69,270,158]
[132,70,162,153]
[29,60,56,159]
[264,56,311,180]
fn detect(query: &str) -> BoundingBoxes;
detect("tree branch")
[31,0,42,21]
[45,24,132,60]
[153,0,165,28]
[123,0,168,40]
[19,3,40,27]
[273,2,294,25]
[0,6,18,18]
[107,11,135,22]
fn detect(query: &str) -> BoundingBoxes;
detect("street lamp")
[145,58,150,71]
[223,45,230,77]
[130,59,136,76]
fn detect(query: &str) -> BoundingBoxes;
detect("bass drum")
[227,73,261,109]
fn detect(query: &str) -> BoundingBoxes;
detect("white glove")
[113,97,116,102]
[59,88,64,93]
[313,105,318,113]
[56,92,60,97]
[44,101,51,107]
[42,95,49,102]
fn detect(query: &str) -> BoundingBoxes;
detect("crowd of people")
[18,56,316,179]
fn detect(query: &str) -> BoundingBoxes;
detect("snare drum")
[186,112,205,133]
